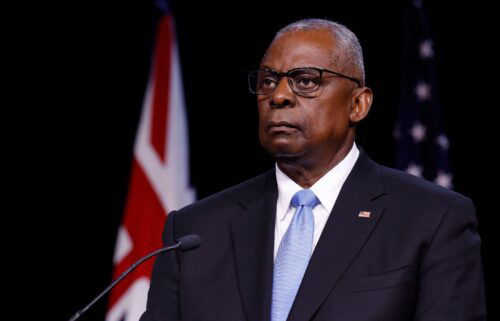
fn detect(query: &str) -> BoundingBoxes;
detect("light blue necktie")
[271,189,320,321]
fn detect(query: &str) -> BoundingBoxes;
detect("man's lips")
[267,121,300,130]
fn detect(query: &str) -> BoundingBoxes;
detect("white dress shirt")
[274,143,360,259]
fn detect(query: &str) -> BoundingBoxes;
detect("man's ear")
[350,87,373,124]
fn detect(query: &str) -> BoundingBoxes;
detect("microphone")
[68,234,201,321]
[177,234,201,251]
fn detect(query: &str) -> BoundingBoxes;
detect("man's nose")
[270,77,295,109]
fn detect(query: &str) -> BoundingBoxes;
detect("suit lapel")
[230,170,277,321]
[288,151,387,321]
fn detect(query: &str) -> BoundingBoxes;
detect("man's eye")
[261,78,277,88]
[295,77,319,89]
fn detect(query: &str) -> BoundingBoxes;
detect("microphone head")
[177,234,202,251]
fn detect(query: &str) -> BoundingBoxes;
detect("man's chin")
[265,144,305,161]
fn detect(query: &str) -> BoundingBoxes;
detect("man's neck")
[276,139,355,189]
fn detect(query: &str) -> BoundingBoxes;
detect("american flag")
[106,1,195,320]
[394,0,453,189]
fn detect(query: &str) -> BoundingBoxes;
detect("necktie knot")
[291,189,320,208]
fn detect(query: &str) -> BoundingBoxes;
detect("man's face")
[258,29,359,164]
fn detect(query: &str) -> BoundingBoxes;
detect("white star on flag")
[420,39,434,59]
[410,122,427,142]
[435,171,453,189]
[436,134,450,150]
[406,163,423,177]
[415,81,432,101]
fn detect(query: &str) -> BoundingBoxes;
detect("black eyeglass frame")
[247,66,361,95]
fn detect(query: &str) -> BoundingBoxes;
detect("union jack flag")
[394,0,453,189]
[106,1,195,320]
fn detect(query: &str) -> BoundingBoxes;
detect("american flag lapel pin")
[358,211,371,218]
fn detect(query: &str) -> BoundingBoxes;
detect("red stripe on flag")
[108,159,167,308]
[150,15,173,162]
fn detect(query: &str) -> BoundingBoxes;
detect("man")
[140,19,486,321]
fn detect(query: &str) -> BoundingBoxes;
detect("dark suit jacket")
[140,150,486,321]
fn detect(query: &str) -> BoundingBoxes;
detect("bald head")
[266,18,365,86]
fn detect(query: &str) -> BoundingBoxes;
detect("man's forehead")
[261,29,338,70]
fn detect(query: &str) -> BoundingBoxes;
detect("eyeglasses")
[248,66,361,96]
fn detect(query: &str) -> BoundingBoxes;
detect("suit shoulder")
[374,164,477,238]
[377,164,470,205]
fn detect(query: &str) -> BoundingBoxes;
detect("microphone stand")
[68,243,180,321]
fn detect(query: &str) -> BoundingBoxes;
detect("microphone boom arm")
[68,234,201,321]
[68,242,180,321]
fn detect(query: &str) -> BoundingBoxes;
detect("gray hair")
[273,18,365,86]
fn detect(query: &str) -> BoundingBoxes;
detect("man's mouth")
[267,121,299,130]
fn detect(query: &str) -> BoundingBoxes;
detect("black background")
[27,1,499,320]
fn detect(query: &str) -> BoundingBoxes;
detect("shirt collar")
[276,164,303,220]
[275,143,360,220]
[309,143,359,214]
